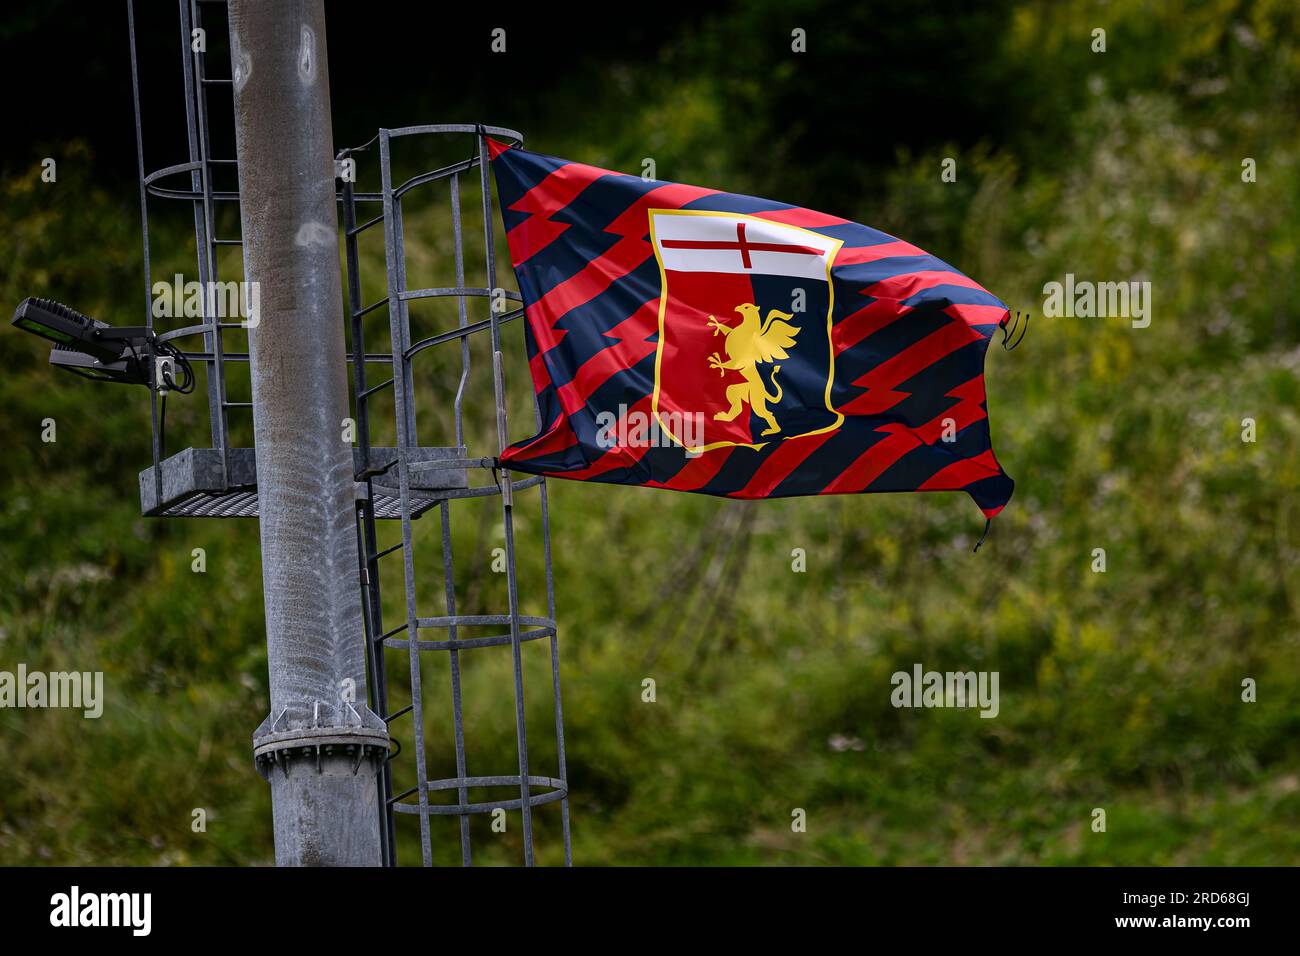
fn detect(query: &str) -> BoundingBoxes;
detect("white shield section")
[650,210,839,281]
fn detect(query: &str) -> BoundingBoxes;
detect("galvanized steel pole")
[228,0,387,866]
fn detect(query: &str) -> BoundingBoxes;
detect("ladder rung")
[347,214,384,238]
[352,297,389,320]
[359,379,393,400]
[367,541,404,562]
[384,704,413,723]
[212,238,242,245]
[222,401,252,408]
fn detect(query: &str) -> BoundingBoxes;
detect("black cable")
[1001,310,1029,351]
[148,339,192,462]
[153,339,195,394]
[340,132,380,156]
[126,340,145,385]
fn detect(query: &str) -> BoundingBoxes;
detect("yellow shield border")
[648,208,846,454]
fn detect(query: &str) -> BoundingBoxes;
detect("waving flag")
[488,141,1015,521]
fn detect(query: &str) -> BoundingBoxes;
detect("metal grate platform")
[139,446,467,518]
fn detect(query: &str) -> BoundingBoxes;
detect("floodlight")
[47,341,151,385]
[11,297,126,363]
[11,296,193,391]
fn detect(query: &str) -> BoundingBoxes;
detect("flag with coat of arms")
[487,139,1016,526]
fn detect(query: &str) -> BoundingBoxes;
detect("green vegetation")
[1,1,1297,865]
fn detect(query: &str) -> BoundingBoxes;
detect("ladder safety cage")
[349,124,571,866]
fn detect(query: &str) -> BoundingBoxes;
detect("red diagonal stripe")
[732,430,838,498]
[834,240,927,265]
[863,269,984,300]
[836,321,983,417]
[553,299,659,414]
[529,235,651,336]
[559,394,658,480]
[833,296,912,355]
[918,449,1004,490]
[820,431,920,494]
[505,160,615,265]
[501,410,577,464]
[521,307,569,356]
[878,376,989,445]
[752,207,850,228]
[610,182,719,236]
[945,303,1009,328]
[527,348,551,390]
[647,446,735,492]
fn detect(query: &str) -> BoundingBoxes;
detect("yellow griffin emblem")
[706,302,801,437]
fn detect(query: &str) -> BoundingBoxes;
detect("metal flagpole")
[227,0,388,866]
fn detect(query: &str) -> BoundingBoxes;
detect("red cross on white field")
[660,221,825,270]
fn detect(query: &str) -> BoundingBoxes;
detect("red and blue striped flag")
[488,140,1014,521]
